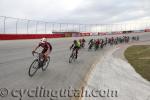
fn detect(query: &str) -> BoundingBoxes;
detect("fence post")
[16,18,19,34]
[27,20,30,34]
[85,24,86,32]
[66,23,68,32]
[52,23,54,32]
[78,24,80,32]
[3,16,6,34]
[60,23,61,32]
[45,22,47,34]
[36,21,38,34]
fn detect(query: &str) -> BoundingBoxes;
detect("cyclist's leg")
[43,49,50,62]
[41,49,46,59]
[75,47,79,59]
[38,50,45,67]
[72,46,77,59]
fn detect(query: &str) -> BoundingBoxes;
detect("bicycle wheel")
[94,45,97,51]
[69,53,75,63]
[28,59,39,77]
[42,57,50,71]
[88,44,92,51]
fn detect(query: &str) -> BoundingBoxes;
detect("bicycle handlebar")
[32,51,39,56]
[33,52,39,54]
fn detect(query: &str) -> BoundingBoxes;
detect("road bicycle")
[28,52,50,77]
[69,50,77,63]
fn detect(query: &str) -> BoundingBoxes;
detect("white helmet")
[41,37,47,43]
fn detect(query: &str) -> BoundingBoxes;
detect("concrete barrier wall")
[0,34,65,40]
[0,32,147,40]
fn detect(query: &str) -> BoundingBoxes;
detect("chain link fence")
[0,16,150,34]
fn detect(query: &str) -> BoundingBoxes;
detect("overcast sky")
[0,0,150,24]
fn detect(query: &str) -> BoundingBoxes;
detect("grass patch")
[124,45,150,81]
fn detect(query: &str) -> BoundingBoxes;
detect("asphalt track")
[0,32,150,100]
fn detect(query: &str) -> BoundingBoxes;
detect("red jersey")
[38,42,52,51]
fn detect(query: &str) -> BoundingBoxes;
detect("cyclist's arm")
[50,44,52,52]
[47,43,52,53]
[33,45,39,52]
[70,44,74,50]
[49,45,52,52]
[88,41,90,45]
[32,45,39,55]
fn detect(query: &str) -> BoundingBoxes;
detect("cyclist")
[88,39,94,45]
[79,39,82,44]
[32,38,52,63]
[94,39,100,50]
[88,39,94,49]
[81,38,86,48]
[70,40,80,59]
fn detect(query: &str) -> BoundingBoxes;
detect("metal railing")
[0,16,150,34]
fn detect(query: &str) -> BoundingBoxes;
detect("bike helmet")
[73,40,77,43]
[41,37,47,43]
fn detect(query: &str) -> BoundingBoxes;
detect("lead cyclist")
[32,38,52,64]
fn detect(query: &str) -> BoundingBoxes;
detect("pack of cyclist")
[32,35,139,63]
[87,35,139,51]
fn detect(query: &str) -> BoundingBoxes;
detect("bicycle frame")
[72,49,77,56]
[69,49,77,63]
[33,52,44,68]
[29,52,50,77]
